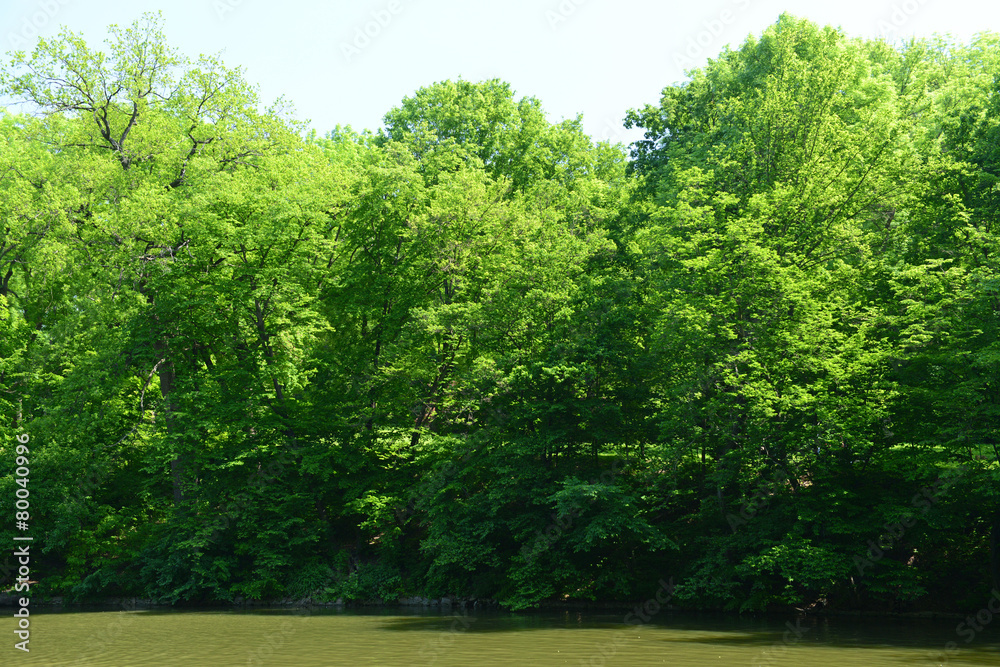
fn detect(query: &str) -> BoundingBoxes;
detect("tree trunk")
[992,511,1000,591]
[154,340,186,504]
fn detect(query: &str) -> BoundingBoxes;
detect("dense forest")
[1,12,998,613]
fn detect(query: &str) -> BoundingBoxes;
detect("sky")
[1,0,999,145]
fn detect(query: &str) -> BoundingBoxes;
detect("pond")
[10,605,1000,666]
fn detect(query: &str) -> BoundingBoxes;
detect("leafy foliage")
[0,13,996,613]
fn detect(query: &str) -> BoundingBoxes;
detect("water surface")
[10,606,1000,666]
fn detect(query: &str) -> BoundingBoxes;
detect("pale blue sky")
[2,0,997,144]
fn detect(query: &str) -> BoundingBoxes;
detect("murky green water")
[9,606,1000,666]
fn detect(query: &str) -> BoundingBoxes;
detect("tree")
[0,13,345,602]
[626,14,934,609]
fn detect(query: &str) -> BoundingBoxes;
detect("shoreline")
[0,592,970,619]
